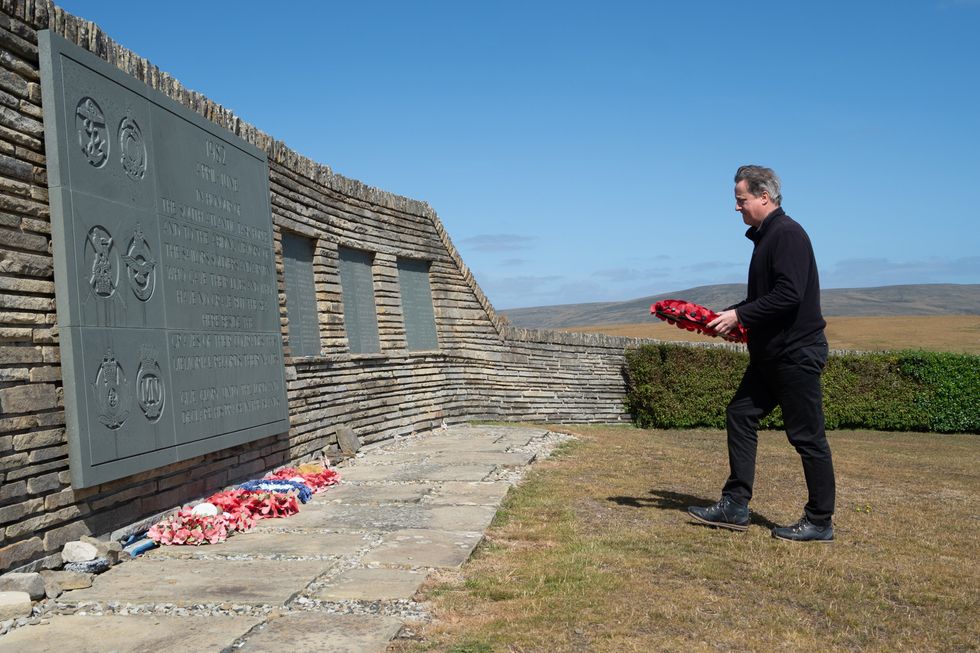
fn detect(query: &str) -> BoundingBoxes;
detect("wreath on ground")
[147,464,341,546]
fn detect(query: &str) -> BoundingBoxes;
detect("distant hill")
[501,284,980,329]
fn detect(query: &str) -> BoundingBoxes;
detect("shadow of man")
[608,489,779,530]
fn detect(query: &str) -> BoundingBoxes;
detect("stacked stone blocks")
[0,0,642,574]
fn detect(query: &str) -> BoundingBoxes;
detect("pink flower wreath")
[147,463,341,546]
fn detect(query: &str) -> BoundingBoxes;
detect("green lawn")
[391,426,979,653]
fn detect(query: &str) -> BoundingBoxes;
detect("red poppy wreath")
[650,299,748,344]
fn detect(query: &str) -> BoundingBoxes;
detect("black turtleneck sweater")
[732,207,826,361]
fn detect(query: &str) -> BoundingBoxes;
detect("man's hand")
[707,309,741,335]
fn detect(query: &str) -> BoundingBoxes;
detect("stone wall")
[0,0,644,573]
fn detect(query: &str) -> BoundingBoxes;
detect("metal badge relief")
[76,97,108,168]
[136,347,164,421]
[86,225,118,298]
[94,348,129,430]
[118,116,147,180]
[123,222,156,301]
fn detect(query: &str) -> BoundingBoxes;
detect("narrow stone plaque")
[39,31,289,488]
[337,247,380,354]
[397,257,438,351]
[281,232,320,358]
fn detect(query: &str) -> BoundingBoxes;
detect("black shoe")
[771,515,834,542]
[687,497,750,531]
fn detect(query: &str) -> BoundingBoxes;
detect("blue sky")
[57,0,980,309]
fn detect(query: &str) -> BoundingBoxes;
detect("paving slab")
[61,559,333,606]
[427,505,498,532]
[318,482,433,504]
[384,438,512,454]
[426,451,536,467]
[238,612,402,653]
[364,450,532,467]
[424,481,511,506]
[0,614,262,653]
[493,433,544,447]
[362,529,484,568]
[452,426,548,443]
[258,503,435,532]
[423,463,497,481]
[146,530,371,559]
[0,425,552,653]
[314,567,426,600]
[340,463,494,483]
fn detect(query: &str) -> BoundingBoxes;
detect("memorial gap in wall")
[0,0,641,573]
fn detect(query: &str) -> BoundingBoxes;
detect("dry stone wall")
[0,0,641,573]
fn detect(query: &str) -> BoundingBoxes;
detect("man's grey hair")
[735,165,782,205]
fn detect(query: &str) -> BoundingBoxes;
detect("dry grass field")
[563,315,980,354]
[391,425,980,653]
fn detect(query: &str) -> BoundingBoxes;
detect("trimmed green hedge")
[623,344,980,433]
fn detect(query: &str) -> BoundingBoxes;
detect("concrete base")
[238,612,403,653]
[427,451,537,467]
[427,505,498,532]
[252,503,432,532]
[0,615,262,653]
[62,559,334,606]
[1,425,556,653]
[362,529,484,568]
[146,530,372,559]
[340,463,495,483]
[319,483,433,505]
[314,567,425,600]
[424,481,511,506]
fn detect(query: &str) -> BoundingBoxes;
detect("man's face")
[734,179,772,227]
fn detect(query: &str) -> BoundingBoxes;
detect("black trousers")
[722,342,836,525]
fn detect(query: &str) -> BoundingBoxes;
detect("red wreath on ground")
[650,299,748,344]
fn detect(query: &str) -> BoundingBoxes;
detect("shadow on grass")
[607,489,780,530]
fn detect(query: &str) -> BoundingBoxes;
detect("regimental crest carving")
[136,348,164,421]
[94,348,129,430]
[85,225,118,298]
[123,222,156,301]
[76,97,108,168]
[118,116,147,180]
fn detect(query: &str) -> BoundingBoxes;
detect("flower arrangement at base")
[242,490,300,519]
[207,489,259,532]
[266,466,341,492]
[146,463,338,545]
[238,479,313,503]
[147,507,229,546]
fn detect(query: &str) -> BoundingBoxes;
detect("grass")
[563,315,980,354]
[390,425,980,653]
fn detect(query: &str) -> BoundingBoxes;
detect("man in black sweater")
[688,165,836,542]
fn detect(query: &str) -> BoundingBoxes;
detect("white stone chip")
[0,591,33,620]
[61,541,99,563]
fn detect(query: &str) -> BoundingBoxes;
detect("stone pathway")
[0,425,571,653]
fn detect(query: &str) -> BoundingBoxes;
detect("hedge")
[623,344,979,433]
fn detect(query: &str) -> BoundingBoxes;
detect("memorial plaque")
[338,247,380,354]
[39,31,289,488]
[397,258,439,351]
[281,232,321,358]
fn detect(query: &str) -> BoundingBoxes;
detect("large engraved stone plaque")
[39,31,289,488]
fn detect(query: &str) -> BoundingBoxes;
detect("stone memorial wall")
[0,0,646,572]
[39,31,289,487]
